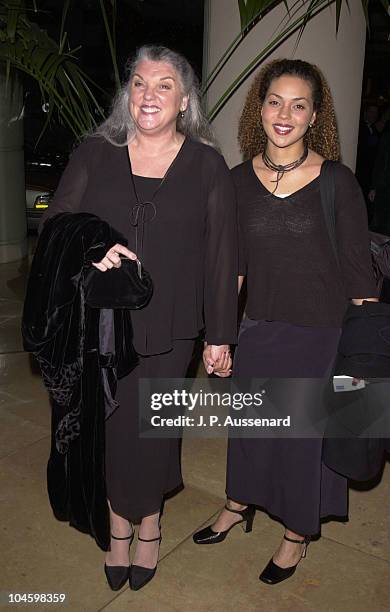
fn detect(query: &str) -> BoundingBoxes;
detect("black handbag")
[320,160,390,377]
[320,161,389,481]
[84,257,153,309]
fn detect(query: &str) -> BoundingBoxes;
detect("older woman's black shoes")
[129,532,162,591]
[193,504,256,544]
[106,526,162,592]
[104,532,134,591]
[259,534,310,585]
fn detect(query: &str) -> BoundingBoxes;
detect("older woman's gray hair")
[94,45,216,148]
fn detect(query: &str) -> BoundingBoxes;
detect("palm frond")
[206,0,389,122]
[59,0,70,53]
[202,0,284,96]
[208,0,330,121]
[0,5,108,139]
[99,0,120,91]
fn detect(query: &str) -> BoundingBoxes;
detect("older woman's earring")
[180,110,185,118]
[309,122,314,128]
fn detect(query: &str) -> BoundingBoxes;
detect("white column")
[204,1,366,169]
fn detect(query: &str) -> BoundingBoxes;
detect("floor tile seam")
[97,592,130,612]
[0,400,50,420]
[157,512,274,568]
[97,590,183,612]
[144,511,390,570]
[0,393,39,404]
[0,432,50,463]
[321,534,390,564]
[121,507,223,571]
[156,509,223,566]
[0,298,23,303]
[0,314,22,321]
[159,518,390,559]
[180,481,225,504]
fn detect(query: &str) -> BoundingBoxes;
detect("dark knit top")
[233,160,378,327]
[41,136,238,354]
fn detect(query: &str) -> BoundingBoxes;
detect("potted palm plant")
[0,0,115,262]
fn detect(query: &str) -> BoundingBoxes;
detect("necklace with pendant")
[126,137,187,261]
[262,144,308,194]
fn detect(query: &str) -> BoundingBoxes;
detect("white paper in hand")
[333,375,366,392]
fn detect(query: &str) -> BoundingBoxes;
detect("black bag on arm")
[320,160,390,378]
[370,231,390,293]
[320,161,390,293]
[320,161,389,482]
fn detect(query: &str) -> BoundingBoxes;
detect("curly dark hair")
[238,59,340,161]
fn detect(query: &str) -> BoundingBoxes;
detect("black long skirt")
[227,318,348,536]
[105,339,194,520]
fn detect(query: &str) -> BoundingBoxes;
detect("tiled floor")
[1,248,389,611]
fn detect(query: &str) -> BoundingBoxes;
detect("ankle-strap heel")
[193,503,256,544]
[129,531,162,591]
[284,534,310,558]
[259,534,311,585]
[104,530,134,591]
[223,504,255,534]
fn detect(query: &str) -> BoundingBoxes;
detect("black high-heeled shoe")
[104,531,134,591]
[129,531,162,591]
[192,504,255,544]
[259,534,311,585]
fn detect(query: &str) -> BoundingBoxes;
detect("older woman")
[193,59,378,585]
[41,45,237,591]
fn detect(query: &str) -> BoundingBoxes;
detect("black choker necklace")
[262,144,308,194]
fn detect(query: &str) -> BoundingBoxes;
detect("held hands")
[93,250,232,378]
[203,343,232,377]
[92,243,137,272]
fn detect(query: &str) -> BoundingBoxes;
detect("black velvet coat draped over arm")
[23,212,138,550]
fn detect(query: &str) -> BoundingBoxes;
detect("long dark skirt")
[105,339,194,520]
[227,318,348,536]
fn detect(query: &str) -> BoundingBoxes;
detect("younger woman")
[193,59,378,585]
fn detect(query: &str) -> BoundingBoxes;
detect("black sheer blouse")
[41,136,238,355]
[234,160,378,327]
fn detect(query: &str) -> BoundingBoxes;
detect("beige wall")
[204,1,366,169]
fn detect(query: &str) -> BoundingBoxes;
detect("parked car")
[25,150,67,231]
